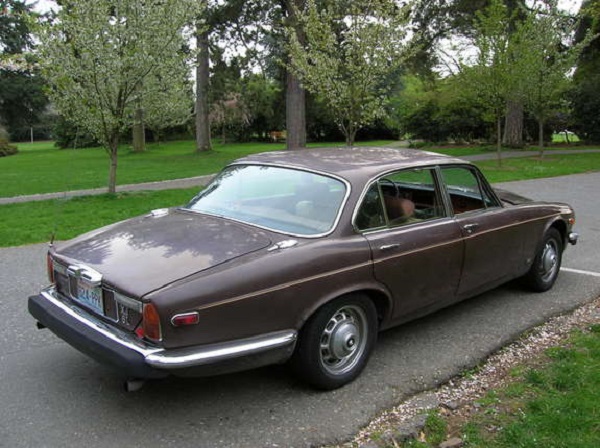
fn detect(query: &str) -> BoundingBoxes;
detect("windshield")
[185,164,347,236]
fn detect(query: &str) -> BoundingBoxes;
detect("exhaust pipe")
[124,378,146,392]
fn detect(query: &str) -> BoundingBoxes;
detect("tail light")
[142,302,162,342]
[47,253,55,284]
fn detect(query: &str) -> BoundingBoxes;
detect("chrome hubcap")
[540,240,558,281]
[319,305,367,375]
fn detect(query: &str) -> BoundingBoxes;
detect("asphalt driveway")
[1,172,599,448]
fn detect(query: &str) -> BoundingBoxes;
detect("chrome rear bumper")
[29,288,297,379]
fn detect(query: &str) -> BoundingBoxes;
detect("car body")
[29,147,578,389]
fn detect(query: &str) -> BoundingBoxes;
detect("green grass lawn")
[2,140,284,197]
[400,325,600,448]
[423,146,492,157]
[422,142,599,157]
[475,152,600,183]
[2,139,393,197]
[0,187,199,247]
[552,132,580,143]
[462,326,600,448]
[2,148,600,248]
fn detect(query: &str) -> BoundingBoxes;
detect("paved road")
[1,173,599,448]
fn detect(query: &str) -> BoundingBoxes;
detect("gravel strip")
[331,296,600,447]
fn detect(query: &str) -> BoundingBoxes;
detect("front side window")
[440,166,499,214]
[185,165,347,236]
[355,167,446,231]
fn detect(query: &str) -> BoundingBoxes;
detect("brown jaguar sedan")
[29,147,578,390]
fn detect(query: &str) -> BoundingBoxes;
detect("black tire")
[523,228,563,292]
[290,294,378,390]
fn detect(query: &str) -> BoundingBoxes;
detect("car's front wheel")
[523,227,563,292]
[291,294,377,390]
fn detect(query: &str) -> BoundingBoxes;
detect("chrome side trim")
[461,213,561,240]
[374,237,463,265]
[39,288,297,371]
[145,330,297,369]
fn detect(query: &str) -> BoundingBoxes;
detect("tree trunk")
[195,26,211,153]
[502,100,524,148]
[344,122,357,147]
[132,107,145,153]
[286,70,306,149]
[538,118,545,159]
[496,115,503,167]
[285,0,306,150]
[107,134,119,194]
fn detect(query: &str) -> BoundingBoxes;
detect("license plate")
[75,281,103,314]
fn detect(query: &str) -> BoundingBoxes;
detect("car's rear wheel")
[523,227,563,292]
[291,294,377,390]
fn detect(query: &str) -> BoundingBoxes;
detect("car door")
[439,165,527,298]
[355,167,464,322]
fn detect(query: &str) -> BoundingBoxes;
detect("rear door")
[439,165,527,298]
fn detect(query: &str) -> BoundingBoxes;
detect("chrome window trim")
[352,164,449,233]
[438,164,503,216]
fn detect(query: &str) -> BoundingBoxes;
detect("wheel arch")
[548,218,567,249]
[295,284,393,332]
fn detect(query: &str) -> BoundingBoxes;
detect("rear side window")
[440,166,499,214]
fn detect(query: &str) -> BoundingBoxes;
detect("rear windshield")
[185,165,347,236]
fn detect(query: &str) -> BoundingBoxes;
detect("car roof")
[234,146,468,184]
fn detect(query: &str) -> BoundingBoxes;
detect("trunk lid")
[54,209,272,297]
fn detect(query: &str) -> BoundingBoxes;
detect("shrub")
[53,116,100,149]
[0,139,18,157]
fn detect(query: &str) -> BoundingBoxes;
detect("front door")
[355,167,464,321]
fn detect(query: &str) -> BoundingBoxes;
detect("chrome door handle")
[463,223,479,234]
[380,244,400,251]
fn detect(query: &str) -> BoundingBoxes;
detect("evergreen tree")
[0,0,49,141]
[571,0,600,142]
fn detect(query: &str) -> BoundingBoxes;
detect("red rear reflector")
[142,303,162,341]
[171,312,200,327]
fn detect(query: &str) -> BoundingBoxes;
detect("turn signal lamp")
[142,302,162,342]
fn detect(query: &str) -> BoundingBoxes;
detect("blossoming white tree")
[39,0,202,193]
[286,0,410,146]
